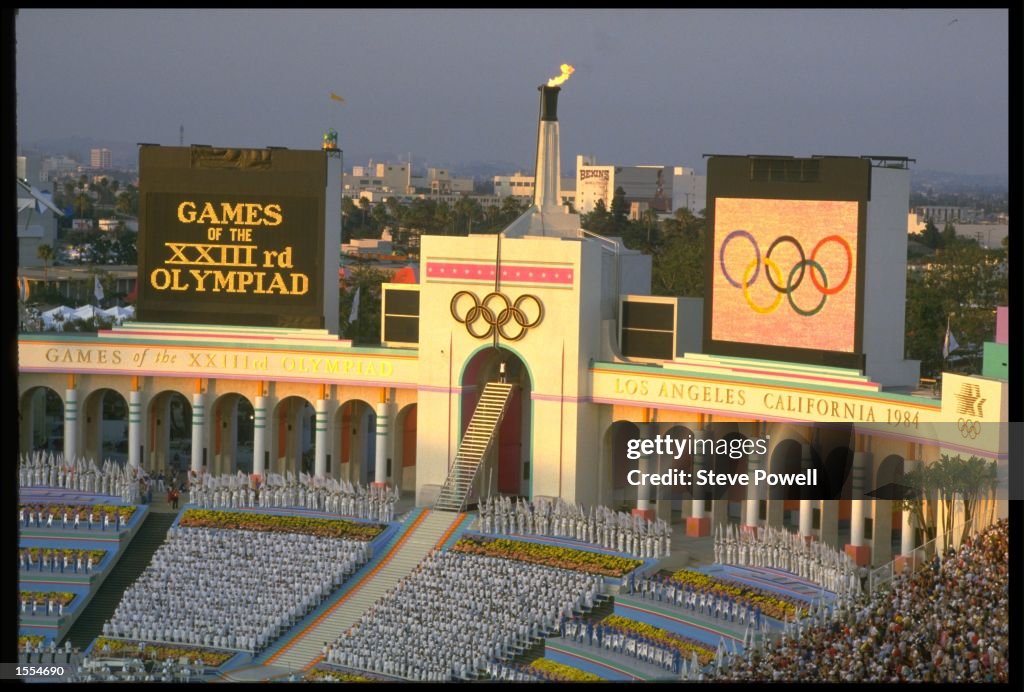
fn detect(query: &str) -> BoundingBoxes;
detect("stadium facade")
[17,84,1008,573]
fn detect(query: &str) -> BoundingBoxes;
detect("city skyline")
[17,9,1009,176]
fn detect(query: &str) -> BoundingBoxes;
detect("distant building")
[344,162,412,196]
[91,148,112,169]
[17,179,62,268]
[574,155,706,215]
[40,155,80,181]
[912,205,976,224]
[412,167,473,195]
[493,171,576,206]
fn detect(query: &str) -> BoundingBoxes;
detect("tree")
[37,244,55,281]
[73,193,94,220]
[940,222,958,248]
[339,264,390,344]
[115,191,134,216]
[610,186,629,225]
[915,220,941,249]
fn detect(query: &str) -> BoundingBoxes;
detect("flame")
[546,64,575,87]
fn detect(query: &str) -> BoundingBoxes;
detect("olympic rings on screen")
[719,230,760,289]
[810,235,853,295]
[786,259,829,317]
[957,418,981,439]
[450,290,544,341]
[742,258,784,314]
[765,235,806,293]
[719,229,853,316]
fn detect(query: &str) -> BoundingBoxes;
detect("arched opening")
[82,389,129,465]
[272,396,316,478]
[769,438,804,531]
[603,421,641,512]
[460,346,532,498]
[394,403,418,495]
[334,400,375,484]
[211,394,254,475]
[713,427,749,524]
[19,387,64,455]
[876,454,905,556]
[661,424,694,515]
[147,391,192,475]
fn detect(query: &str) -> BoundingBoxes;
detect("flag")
[94,275,104,302]
[942,317,959,358]
[348,286,361,323]
[329,91,345,104]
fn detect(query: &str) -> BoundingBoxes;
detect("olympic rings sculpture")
[957,418,981,440]
[719,229,853,316]
[450,290,544,341]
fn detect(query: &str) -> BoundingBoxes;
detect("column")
[373,402,391,487]
[64,388,78,462]
[253,395,267,478]
[798,442,814,540]
[897,459,921,572]
[314,399,328,478]
[687,430,711,537]
[844,451,872,566]
[190,393,206,473]
[128,390,142,470]
[743,447,762,532]
[632,454,655,521]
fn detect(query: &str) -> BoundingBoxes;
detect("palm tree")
[37,244,55,282]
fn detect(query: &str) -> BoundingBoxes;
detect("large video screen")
[137,147,327,329]
[711,197,859,354]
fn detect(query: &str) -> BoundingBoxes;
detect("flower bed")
[528,658,603,682]
[92,638,234,667]
[305,668,381,682]
[177,509,385,541]
[451,536,643,577]
[23,548,106,565]
[601,614,715,665]
[19,503,136,522]
[20,591,76,606]
[19,635,45,649]
[668,569,809,621]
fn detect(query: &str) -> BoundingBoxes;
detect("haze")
[16,9,1008,176]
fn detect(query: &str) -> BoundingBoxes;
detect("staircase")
[434,382,514,512]
[263,510,462,672]
[61,512,178,649]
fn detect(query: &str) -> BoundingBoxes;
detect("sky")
[16,9,1009,176]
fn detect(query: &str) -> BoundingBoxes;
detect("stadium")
[16,77,1008,683]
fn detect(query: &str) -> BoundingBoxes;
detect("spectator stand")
[245,507,426,670]
[18,488,148,646]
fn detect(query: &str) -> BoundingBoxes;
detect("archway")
[661,424,694,515]
[334,400,375,484]
[713,427,749,525]
[603,421,641,511]
[876,454,906,557]
[394,403,418,495]
[211,394,254,475]
[460,346,532,498]
[272,397,316,478]
[82,388,128,465]
[19,387,64,455]
[147,391,192,475]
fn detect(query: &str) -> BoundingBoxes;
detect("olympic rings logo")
[957,418,981,439]
[450,290,544,341]
[719,230,853,317]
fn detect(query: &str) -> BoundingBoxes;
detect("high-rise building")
[91,148,111,169]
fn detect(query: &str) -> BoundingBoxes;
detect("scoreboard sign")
[138,146,332,329]
[704,156,870,369]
